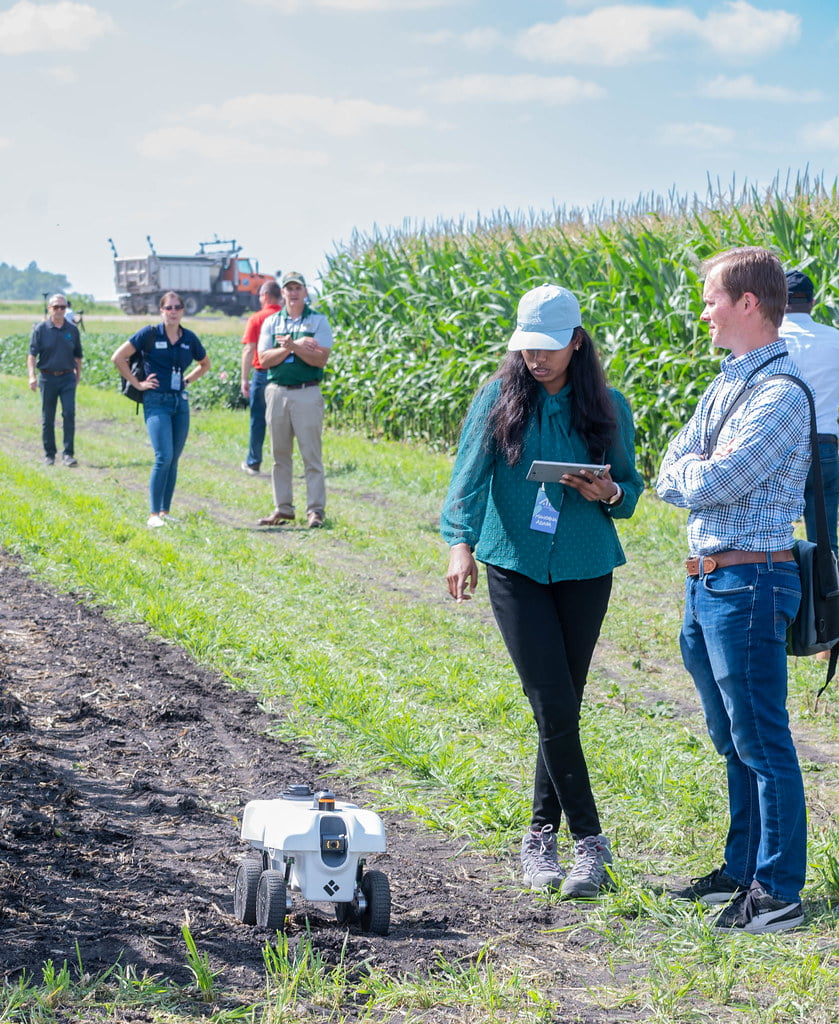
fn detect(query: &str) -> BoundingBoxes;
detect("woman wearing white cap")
[440,284,643,898]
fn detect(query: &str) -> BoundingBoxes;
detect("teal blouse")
[440,380,644,583]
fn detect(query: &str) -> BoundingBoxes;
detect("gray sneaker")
[561,834,613,899]
[520,824,565,890]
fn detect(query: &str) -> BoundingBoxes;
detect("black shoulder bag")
[121,326,156,410]
[708,370,839,693]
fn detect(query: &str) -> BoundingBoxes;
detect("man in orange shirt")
[240,280,282,475]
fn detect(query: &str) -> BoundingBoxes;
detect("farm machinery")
[233,785,391,934]
[110,235,276,317]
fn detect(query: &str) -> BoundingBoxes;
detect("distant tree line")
[0,260,72,300]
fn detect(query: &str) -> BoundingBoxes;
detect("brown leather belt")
[40,369,73,376]
[685,550,795,577]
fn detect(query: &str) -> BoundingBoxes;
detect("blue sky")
[1,0,837,299]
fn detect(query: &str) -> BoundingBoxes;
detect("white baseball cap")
[508,284,581,351]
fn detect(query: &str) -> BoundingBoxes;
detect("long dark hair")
[487,328,616,466]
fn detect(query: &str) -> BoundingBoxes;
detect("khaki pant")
[265,383,325,517]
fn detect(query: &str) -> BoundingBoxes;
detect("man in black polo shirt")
[27,294,83,466]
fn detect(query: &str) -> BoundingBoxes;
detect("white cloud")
[698,74,821,102]
[515,2,797,66]
[424,73,605,105]
[462,27,505,50]
[699,0,799,58]
[800,117,839,149]
[139,126,328,165]
[366,159,470,177]
[0,1,114,55]
[140,90,426,161]
[515,5,698,66]
[416,27,504,49]
[249,0,449,10]
[416,30,454,45]
[658,121,736,149]
[187,93,428,137]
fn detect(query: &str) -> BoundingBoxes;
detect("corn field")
[319,172,839,480]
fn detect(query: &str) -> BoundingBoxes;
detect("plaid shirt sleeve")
[658,378,809,508]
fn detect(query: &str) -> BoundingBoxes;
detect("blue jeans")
[246,369,267,469]
[803,438,839,557]
[39,372,76,457]
[680,559,805,902]
[143,391,190,514]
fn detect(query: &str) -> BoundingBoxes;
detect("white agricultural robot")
[233,784,391,934]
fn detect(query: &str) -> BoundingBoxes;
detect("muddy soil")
[0,551,643,1021]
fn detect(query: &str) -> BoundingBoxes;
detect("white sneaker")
[147,514,166,528]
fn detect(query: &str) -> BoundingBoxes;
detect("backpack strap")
[709,370,839,690]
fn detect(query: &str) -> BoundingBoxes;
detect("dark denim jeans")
[486,564,612,840]
[246,368,267,469]
[143,391,190,514]
[39,372,76,457]
[803,437,839,557]
[680,559,805,902]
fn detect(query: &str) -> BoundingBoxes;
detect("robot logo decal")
[323,879,340,896]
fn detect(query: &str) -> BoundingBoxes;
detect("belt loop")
[766,551,773,569]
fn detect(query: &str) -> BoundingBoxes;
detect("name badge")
[530,486,559,534]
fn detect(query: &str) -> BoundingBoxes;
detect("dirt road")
[0,551,629,1020]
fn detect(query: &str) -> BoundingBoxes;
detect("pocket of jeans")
[772,574,801,640]
[773,590,801,640]
[701,569,754,597]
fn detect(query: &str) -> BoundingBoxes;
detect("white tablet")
[526,460,607,483]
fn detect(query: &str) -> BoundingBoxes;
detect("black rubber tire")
[183,294,202,316]
[233,859,262,925]
[256,869,288,930]
[335,901,354,925]
[359,870,391,935]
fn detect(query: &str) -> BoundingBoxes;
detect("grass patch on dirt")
[1,374,839,1022]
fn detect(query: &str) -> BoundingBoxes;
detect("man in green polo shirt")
[257,271,334,528]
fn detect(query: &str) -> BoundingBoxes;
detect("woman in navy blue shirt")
[113,291,210,527]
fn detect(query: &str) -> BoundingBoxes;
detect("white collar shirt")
[781,312,839,436]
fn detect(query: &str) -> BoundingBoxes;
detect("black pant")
[486,565,612,840]
[39,373,77,458]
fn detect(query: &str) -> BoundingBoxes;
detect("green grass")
[1,376,839,1022]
